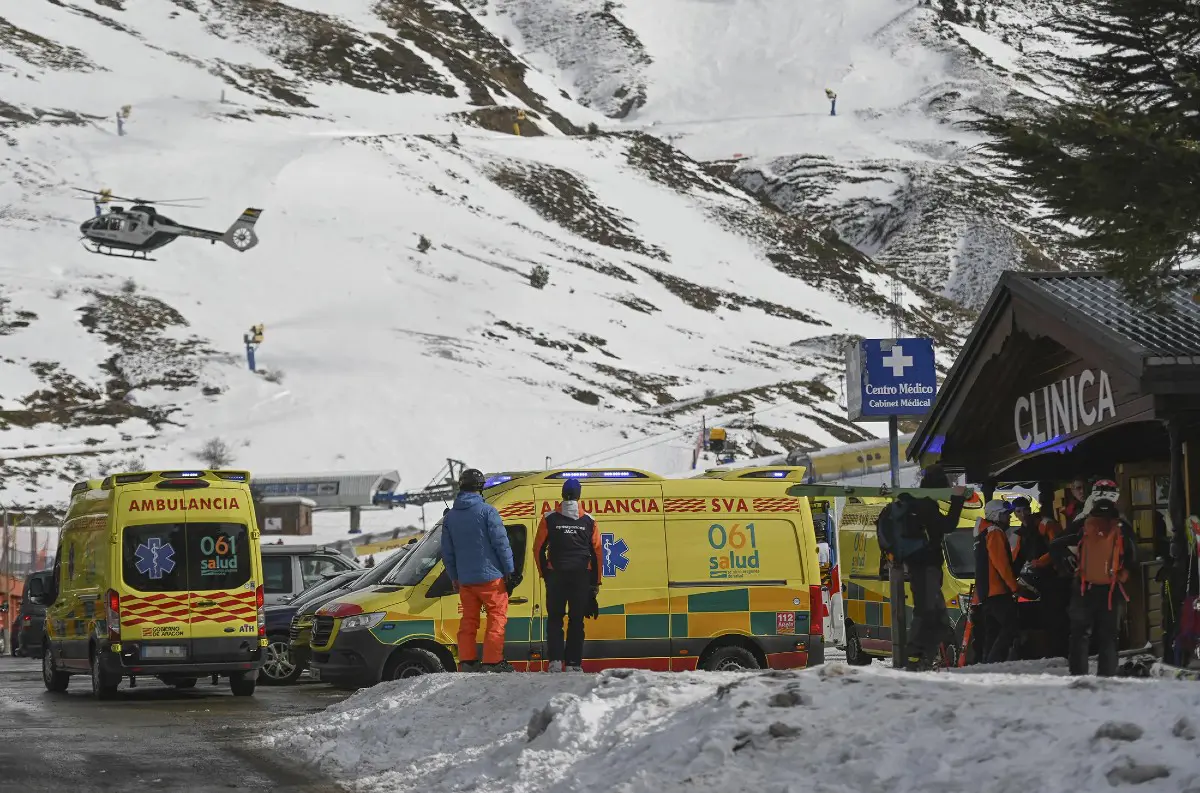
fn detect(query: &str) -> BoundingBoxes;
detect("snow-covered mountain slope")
[488,0,1092,308]
[0,1,962,511]
[262,664,1200,793]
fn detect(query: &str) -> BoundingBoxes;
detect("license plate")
[308,666,321,681]
[142,645,186,659]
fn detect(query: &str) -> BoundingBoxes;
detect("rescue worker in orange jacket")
[975,500,1020,663]
[533,478,602,672]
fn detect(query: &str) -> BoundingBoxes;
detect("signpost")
[845,337,937,668]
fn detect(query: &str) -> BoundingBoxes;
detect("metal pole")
[888,415,900,487]
[887,414,907,668]
[1,506,8,621]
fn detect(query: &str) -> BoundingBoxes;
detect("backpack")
[876,495,928,562]
[1078,517,1128,606]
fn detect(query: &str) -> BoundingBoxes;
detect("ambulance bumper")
[102,637,264,676]
[311,630,390,687]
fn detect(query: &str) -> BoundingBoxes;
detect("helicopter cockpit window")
[126,221,138,232]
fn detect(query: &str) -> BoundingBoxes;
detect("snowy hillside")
[0,1,964,512]
[263,664,1200,792]
[489,0,1092,308]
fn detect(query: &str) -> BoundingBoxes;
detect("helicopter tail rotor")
[220,208,263,252]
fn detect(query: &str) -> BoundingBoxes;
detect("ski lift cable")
[556,396,803,469]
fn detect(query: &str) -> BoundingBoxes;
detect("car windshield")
[292,571,362,609]
[943,530,976,580]
[383,526,441,587]
[355,549,410,588]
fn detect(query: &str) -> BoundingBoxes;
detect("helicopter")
[74,187,263,260]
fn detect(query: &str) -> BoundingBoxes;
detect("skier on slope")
[825,88,837,116]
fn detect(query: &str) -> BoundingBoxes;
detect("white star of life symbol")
[881,345,914,377]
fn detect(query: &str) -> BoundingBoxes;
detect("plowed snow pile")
[262,664,1200,792]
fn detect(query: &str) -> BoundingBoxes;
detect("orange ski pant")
[457,578,509,664]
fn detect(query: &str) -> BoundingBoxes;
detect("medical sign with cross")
[601,533,629,578]
[846,337,937,421]
[135,537,177,580]
[881,345,914,377]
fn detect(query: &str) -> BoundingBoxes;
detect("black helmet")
[458,468,486,492]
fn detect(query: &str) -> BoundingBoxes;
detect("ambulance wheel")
[384,647,444,680]
[701,645,760,672]
[90,650,119,700]
[42,644,69,692]
[229,671,257,697]
[844,623,872,666]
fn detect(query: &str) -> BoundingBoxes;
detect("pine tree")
[939,0,959,22]
[976,7,987,28]
[969,0,1200,300]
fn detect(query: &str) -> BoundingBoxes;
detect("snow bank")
[264,664,1200,792]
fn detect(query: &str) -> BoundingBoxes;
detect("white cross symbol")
[881,345,914,377]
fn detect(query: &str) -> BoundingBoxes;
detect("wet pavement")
[0,656,352,792]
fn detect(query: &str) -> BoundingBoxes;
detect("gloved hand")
[505,572,522,594]
[585,585,600,619]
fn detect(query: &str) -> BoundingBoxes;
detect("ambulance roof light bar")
[544,469,653,480]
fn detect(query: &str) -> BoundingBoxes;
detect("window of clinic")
[1129,475,1169,544]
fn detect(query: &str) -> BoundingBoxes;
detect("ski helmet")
[1089,479,1120,517]
[984,499,1013,524]
[458,468,487,492]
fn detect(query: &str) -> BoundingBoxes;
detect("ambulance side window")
[506,524,527,577]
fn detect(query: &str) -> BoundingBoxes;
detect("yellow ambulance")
[40,470,267,698]
[310,467,823,685]
[837,490,1037,665]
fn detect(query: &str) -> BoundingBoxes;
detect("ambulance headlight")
[340,612,386,632]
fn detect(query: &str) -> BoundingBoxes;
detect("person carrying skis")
[534,477,602,672]
[875,464,966,669]
[441,467,516,672]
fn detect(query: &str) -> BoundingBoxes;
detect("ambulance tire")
[844,622,872,666]
[229,671,257,697]
[42,644,70,693]
[384,647,445,680]
[90,650,119,700]
[701,645,760,672]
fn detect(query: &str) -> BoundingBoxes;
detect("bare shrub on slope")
[489,162,668,260]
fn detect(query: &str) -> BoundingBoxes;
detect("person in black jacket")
[533,478,602,672]
[878,464,966,669]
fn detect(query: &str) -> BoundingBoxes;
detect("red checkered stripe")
[498,501,535,519]
[752,497,801,513]
[192,590,257,623]
[663,498,707,513]
[122,592,189,626]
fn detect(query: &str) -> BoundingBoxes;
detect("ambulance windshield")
[122,522,250,591]
[383,524,442,587]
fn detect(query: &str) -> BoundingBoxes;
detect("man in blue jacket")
[441,468,516,672]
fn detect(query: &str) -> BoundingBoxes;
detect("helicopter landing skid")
[81,241,156,261]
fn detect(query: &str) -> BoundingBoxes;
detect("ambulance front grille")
[311,616,334,647]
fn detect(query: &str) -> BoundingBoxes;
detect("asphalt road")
[0,656,352,792]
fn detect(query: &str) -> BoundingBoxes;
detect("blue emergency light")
[159,471,203,478]
[740,470,790,478]
[484,475,515,488]
[547,470,647,480]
